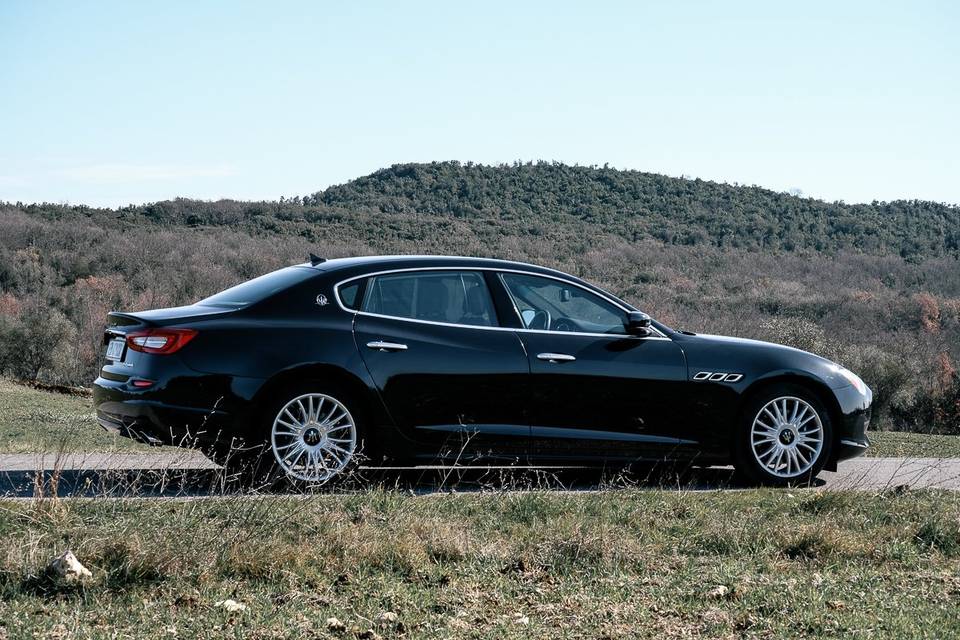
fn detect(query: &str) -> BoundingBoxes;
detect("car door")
[497,271,694,462]
[351,269,531,462]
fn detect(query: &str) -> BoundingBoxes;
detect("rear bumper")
[95,400,232,447]
[93,374,259,448]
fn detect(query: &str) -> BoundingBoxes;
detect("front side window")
[361,271,497,327]
[500,273,627,334]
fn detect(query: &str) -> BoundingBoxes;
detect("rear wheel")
[734,383,833,486]
[269,391,359,483]
[207,383,366,489]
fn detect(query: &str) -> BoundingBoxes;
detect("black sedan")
[93,255,872,486]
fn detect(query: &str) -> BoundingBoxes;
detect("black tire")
[733,383,833,487]
[205,381,368,490]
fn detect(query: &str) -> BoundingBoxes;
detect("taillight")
[126,328,198,355]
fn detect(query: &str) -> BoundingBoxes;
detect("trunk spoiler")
[107,311,154,326]
[104,312,153,339]
[106,304,231,336]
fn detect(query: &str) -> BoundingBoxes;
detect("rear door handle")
[366,341,408,352]
[537,352,576,363]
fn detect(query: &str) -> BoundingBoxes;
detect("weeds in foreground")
[1,477,960,639]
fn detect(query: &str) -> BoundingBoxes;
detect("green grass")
[2,379,960,459]
[866,431,960,458]
[0,380,145,453]
[2,490,959,638]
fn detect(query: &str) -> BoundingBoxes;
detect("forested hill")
[308,162,958,259]
[6,162,958,260]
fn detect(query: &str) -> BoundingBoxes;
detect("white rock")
[49,550,92,580]
[214,599,247,613]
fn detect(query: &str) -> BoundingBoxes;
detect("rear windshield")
[198,267,316,308]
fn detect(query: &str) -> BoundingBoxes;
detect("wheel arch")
[248,363,391,453]
[737,372,844,470]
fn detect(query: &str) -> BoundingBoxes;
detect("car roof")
[303,255,567,278]
[300,255,635,309]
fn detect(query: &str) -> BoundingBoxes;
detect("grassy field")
[1,490,959,638]
[2,379,959,459]
[0,380,145,453]
[866,431,960,458]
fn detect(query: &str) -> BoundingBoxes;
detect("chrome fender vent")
[693,372,744,383]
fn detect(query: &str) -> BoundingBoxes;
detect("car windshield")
[198,266,316,308]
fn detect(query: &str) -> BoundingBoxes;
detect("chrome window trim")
[332,266,670,341]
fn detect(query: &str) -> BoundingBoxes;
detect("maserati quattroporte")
[93,255,872,485]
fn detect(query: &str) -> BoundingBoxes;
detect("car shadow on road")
[0,463,827,499]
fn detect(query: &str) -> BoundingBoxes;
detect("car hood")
[671,331,853,390]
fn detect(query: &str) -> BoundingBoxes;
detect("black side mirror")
[625,311,652,336]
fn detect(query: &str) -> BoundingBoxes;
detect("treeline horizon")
[1,161,958,433]
[6,161,960,260]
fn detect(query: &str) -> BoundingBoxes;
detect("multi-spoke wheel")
[734,384,833,485]
[271,393,357,483]
[202,384,366,489]
[750,396,823,478]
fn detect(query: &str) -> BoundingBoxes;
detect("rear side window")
[338,282,362,310]
[361,271,497,327]
[198,267,316,308]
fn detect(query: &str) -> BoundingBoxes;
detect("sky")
[1,1,957,207]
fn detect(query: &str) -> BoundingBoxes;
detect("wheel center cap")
[303,427,322,446]
[779,429,796,445]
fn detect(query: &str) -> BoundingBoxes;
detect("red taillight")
[126,328,198,355]
[130,379,155,388]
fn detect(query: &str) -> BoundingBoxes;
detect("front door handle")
[366,340,408,352]
[537,352,576,363]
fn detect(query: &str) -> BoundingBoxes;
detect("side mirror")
[625,311,652,336]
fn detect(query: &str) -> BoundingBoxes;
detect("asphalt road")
[2,452,960,498]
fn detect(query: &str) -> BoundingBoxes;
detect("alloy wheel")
[750,395,824,478]
[270,393,357,482]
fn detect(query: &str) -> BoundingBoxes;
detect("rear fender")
[249,363,397,461]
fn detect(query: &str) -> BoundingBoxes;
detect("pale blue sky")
[1,1,957,207]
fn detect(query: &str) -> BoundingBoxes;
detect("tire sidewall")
[734,383,834,486]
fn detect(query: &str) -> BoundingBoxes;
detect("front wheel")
[733,384,833,486]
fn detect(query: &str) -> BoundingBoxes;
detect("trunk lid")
[109,304,234,328]
[100,304,232,376]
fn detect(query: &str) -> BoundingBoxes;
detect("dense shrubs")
[0,305,78,383]
[892,375,960,435]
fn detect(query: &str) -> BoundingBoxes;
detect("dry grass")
[1,489,960,638]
